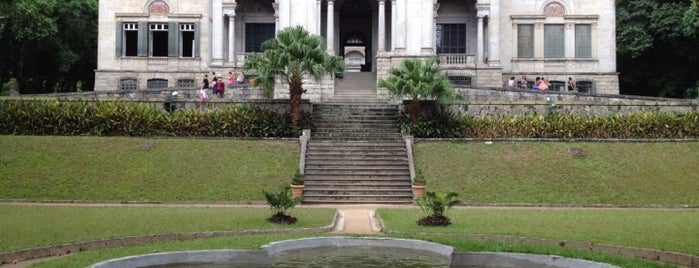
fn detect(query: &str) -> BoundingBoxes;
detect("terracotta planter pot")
[290,184,304,198]
[412,185,426,199]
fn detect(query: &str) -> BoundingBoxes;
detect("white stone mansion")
[95,0,620,100]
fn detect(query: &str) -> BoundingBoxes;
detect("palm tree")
[377,58,460,125]
[243,26,345,128]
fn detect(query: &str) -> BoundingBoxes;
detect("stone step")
[312,133,403,140]
[304,180,412,186]
[304,170,409,176]
[303,189,413,196]
[304,174,411,181]
[307,144,406,150]
[301,194,413,204]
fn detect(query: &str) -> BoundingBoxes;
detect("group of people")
[199,69,245,100]
[508,76,576,92]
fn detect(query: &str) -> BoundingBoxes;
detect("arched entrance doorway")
[339,0,373,72]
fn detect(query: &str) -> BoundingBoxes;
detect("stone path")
[333,206,381,234]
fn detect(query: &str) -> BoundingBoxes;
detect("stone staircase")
[301,73,414,204]
[328,72,384,104]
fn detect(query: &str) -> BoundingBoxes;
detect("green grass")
[0,136,299,201]
[415,142,699,205]
[29,234,675,268]
[378,208,699,256]
[0,205,335,253]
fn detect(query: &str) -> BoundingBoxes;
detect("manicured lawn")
[0,205,335,253]
[415,141,699,205]
[0,136,299,201]
[378,208,699,256]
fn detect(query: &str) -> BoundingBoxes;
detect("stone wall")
[451,87,698,117]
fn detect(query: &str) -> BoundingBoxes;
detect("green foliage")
[378,58,462,124]
[291,168,304,185]
[402,109,699,139]
[400,106,466,138]
[263,186,301,216]
[413,167,426,186]
[617,0,699,98]
[0,99,308,137]
[0,0,98,93]
[414,191,460,218]
[243,26,345,128]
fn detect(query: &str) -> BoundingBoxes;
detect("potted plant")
[290,168,304,198]
[414,191,460,226]
[412,168,427,199]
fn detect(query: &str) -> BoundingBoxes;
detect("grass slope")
[379,208,699,256]
[0,205,335,253]
[0,136,299,201]
[415,142,699,205]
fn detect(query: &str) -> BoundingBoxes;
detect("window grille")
[119,78,138,90]
[576,81,593,93]
[436,24,466,54]
[448,76,472,86]
[549,81,566,91]
[176,79,195,88]
[575,24,592,58]
[544,24,565,58]
[179,24,194,31]
[147,78,168,89]
[245,23,275,52]
[517,24,534,58]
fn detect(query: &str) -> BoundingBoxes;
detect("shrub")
[262,186,301,224]
[415,191,460,226]
[0,99,307,137]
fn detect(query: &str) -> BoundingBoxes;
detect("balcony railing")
[438,54,476,68]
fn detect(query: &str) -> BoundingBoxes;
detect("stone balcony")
[117,57,203,72]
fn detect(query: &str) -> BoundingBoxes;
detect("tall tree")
[243,26,345,128]
[377,58,462,124]
[0,0,97,93]
[617,0,699,98]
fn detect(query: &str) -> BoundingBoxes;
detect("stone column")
[420,0,434,53]
[488,0,500,66]
[378,0,386,52]
[273,2,280,35]
[226,11,236,64]
[326,0,335,54]
[391,0,397,51]
[565,22,575,58]
[317,0,322,35]
[477,15,484,64]
[211,0,224,65]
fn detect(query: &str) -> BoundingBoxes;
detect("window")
[122,23,139,56]
[150,23,169,57]
[448,76,472,86]
[549,81,566,91]
[180,24,195,57]
[436,24,466,54]
[575,24,592,58]
[245,23,275,52]
[544,24,564,58]
[176,79,195,88]
[576,81,593,93]
[517,24,534,58]
[119,78,138,90]
[147,78,168,89]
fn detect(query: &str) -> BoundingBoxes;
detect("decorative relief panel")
[148,0,169,16]
[544,2,565,17]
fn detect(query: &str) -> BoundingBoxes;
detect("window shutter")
[168,22,178,57]
[116,22,123,57]
[194,22,200,58]
[138,22,148,57]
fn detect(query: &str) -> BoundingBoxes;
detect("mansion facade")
[95,0,620,100]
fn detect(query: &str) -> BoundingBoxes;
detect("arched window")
[549,81,566,91]
[147,78,168,89]
[119,78,138,90]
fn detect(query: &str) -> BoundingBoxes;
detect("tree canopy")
[0,0,98,94]
[616,0,699,98]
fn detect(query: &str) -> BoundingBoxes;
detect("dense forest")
[0,0,697,98]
